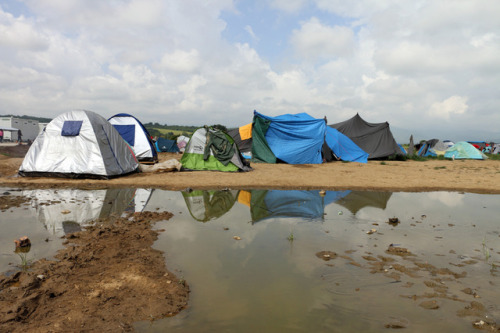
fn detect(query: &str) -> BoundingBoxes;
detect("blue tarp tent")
[155,137,180,153]
[252,111,368,164]
[243,189,351,223]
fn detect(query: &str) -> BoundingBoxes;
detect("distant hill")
[0,114,52,123]
[143,123,197,140]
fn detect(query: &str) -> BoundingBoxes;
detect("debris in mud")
[419,300,440,310]
[0,211,189,332]
[366,228,377,235]
[387,217,400,226]
[461,288,480,298]
[0,194,30,211]
[386,244,412,256]
[316,251,337,261]
[233,236,241,240]
[457,301,486,318]
[384,317,409,329]
[473,319,498,330]
[14,236,31,249]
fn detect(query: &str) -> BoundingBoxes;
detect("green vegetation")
[387,153,407,161]
[380,161,386,165]
[178,276,186,286]
[486,153,500,161]
[287,231,295,242]
[143,123,197,140]
[433,166,446,170]
[17,253,33,272]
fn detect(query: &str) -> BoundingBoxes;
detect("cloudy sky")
[1,0,499,141]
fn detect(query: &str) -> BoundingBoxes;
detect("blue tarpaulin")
[253,111,368,164]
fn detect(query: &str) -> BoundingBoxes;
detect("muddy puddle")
[1,188,499,332]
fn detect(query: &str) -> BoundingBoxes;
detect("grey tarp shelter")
[330,113,402,159]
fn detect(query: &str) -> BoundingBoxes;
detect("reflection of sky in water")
[1,188,500,332]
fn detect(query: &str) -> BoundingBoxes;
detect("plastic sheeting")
[252,111,368,164]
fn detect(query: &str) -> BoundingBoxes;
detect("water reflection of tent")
[238,190,351,223]
[129,188,154,213]
[182,190,239,222]
[24,188,136,235]
[334,191,392,215]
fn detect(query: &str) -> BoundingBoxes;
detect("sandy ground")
[1,144,499,193]
[1,144,500,332]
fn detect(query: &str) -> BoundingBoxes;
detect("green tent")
[182,190,239,222]
[180,126,252,172]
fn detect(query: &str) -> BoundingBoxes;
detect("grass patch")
[380,161,386,165]
[486,153,500,161]
[433,166,447,170]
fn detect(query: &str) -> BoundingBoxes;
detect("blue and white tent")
[108,113,158,163]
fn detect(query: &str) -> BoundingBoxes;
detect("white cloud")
[160,49,201,73]
[271,0,308,13]
[428,96,468,120]
[0,11,48,51]
[290,18,354,60]
[244,25,258,41]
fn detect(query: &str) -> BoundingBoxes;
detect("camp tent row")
[415,139,489,159]
[228,111,406,164]
[18,109,493,178]
[182,189,393,223]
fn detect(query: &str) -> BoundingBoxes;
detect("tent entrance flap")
[251,115,276,163]
[113,124,136,146]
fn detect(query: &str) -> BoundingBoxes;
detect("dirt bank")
[1,144,500,193]
[0,211,189,332]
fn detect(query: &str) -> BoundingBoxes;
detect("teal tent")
[444,141,488,160]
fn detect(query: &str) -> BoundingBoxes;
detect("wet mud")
[0,211,189,332]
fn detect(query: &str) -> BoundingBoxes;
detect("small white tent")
[108,113,158,163]
[19,110,139,178]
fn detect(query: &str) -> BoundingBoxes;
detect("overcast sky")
[1,0,499,142]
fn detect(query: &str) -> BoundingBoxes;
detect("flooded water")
[1,188,499,332]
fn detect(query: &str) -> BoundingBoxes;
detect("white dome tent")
[19,110,139,179]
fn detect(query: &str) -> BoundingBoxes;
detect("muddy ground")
[0,211,189,332]
[1,144,500,332]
